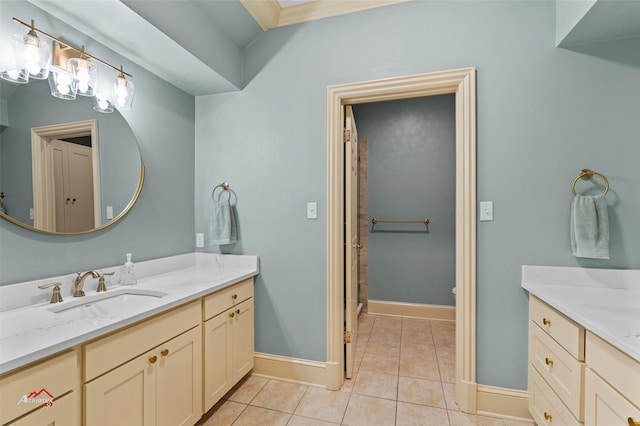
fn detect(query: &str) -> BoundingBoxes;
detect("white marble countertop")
[0,253,259,375]
[522,265,640,363]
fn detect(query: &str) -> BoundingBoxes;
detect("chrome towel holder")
[571,169,609,196]
[211,182,231,201]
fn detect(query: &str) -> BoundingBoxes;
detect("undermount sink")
[47,288,168,319]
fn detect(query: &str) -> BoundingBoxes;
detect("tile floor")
[199,313,534,426]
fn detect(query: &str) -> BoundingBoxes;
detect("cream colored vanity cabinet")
[0,350,80,425]
[203,278,254,411]
[528,296,586,425]
[84,301,202,426]
[584,332,640,426]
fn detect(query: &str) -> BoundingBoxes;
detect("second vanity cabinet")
[528,296,640,426]
[202,278,254,411]
[84,301,202,426]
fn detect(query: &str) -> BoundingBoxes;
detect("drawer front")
[586,331,640,408]
[0,349,78,424]
[84,300,200,381]
[530,296,585,360]
[585,367,640,426]
[529,366,581,426]
[530,321,585,420]
[203,278,254,320]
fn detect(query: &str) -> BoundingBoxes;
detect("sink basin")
[47,288,168,320]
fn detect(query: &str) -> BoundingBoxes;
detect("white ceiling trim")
[240,0,410,31]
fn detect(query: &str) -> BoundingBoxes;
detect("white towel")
[570,194,609,259]
[209,199,237,245]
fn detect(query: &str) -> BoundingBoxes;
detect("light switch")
[307,202,318,219]
[480,201,493,221]
[196,233,204,248]
[106,206,114,220]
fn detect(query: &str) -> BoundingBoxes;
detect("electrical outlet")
[196,233,204,248]
[480,201,493,221]
[307,202,318,219]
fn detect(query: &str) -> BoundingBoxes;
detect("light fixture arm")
[12,17,132,78]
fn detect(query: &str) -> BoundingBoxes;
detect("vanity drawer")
[529,366,581,426]
[203,278,253,320]
[0,349,78,424]
[586,331,640,408]
[84,300,200,381]
[530,296,585,360]
[530,320,585,420]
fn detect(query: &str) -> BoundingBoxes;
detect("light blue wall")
[353,96,456,306]
[195,1,640,390]
[0,1,195,285]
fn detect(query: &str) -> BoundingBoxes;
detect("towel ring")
[571,169,609,196]
[211,182,231,201]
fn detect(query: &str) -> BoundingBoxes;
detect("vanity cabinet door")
[203,309,232,411]
[231,297,254,383]
[84,347,156,426]
[585,368,640,426]
[9,391,78,426]
[156,326,202,426]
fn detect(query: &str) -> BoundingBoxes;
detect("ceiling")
[2,0,639,98]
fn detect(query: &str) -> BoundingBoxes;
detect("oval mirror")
[0,79,144,235]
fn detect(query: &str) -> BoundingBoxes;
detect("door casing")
[325,67,477,412]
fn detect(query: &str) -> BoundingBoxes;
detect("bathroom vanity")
[0,253,258,425]
[522,266,640,426]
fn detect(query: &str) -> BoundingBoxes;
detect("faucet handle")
[97,271,115,292]
[38,282,63,304]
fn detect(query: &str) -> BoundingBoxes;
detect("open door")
[344,105,360,379]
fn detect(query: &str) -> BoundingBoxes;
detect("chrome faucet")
[73,271,100,297]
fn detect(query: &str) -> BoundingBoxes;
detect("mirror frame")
[0,166,144,235]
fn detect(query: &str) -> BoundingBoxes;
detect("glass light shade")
[113,76,134,110]
[0,68,28,84]
[48,66,77,100]
[68,57,97,96]
[92,93,114,113]
[18,32,51,80]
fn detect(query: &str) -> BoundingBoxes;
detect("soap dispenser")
[121,253,137,286]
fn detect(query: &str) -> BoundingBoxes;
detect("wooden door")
[50,139,95,232]
[156,326,202,426]
[344,105,360,379]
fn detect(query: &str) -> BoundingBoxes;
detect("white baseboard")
[368,300,455,321]
[253,352,328,388]
[476,384,533,422]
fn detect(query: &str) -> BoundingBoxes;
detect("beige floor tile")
[359,352,400,375]
[401,317,432,333]
[503,420,535,426]
[436,346,456,363]
[399,354,441,381]
[201,399,246,426]
[225,375,269,404]
[402,330,435,346]
[293,387,351,424]
[430,320,455,334]
[364,339,400,357]
[373,315,403,330]
[396,402,450,425]
[250,380,308,413]
[287,415,339,425]
[352,370,398,400]
[369,327,402,344]
[340,376,356,393]
[233,405,291,426]
[442,382,460,411]
[398,376,446,408]
[342,394,397,426]
[448,410,506,426]
[432,321,456,348]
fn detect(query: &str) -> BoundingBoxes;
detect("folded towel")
[570,194,609,259]
[209,199,237,245]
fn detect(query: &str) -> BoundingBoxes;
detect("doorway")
[326,67,477,413]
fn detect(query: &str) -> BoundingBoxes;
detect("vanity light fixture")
[1,17,134,113]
